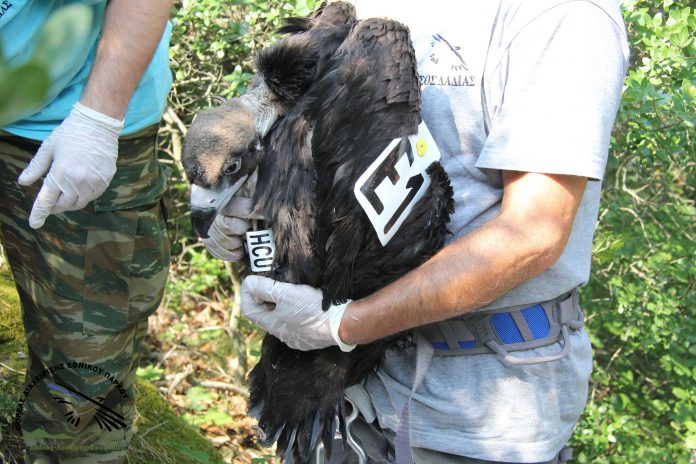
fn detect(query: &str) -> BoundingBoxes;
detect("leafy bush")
[572,1,695,462]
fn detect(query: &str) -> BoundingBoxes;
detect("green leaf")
[32,4,94,77]
[200,409,234,426]
[185,386,214,411]
[136,365,165,382]
[686,434,696,450]
[652,12,663,26]
[672,387,690,400]
[670,26,691,48]
[0,4,94,125]
[0,63,50,126]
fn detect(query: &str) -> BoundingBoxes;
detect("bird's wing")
[309,18,422,307]
[254,18,422,292]
[256,2,356,105]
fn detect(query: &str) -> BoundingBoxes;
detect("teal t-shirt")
[0,0,172,140]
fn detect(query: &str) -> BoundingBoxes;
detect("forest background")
[0,0,693,463]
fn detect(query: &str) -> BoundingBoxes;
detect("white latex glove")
[241,275,356,352]
[18,102,123,229]
[203,196,263,261]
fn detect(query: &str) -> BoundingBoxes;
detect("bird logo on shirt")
[429,34,469,71]
[420,33,476,87]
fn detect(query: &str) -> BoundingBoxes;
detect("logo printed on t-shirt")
[0,1,13,19]
[420,34,476,87]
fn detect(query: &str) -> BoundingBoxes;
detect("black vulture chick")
[247,13,454,464]
[183,3,454,462]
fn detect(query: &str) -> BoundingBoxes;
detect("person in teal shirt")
[1,0,172,142]
[0,1,173,462]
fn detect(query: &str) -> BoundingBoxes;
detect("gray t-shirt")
[350,0,629,461]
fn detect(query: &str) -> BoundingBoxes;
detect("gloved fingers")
[271,280,323,306]
[241,276,276,323]
[219,196,264,220]
[89,167,117,193]
[202,235,245,261]
[243,275,323,310]
[217,215,252,236]
[51,196,80,214]
[210,247,245,262]
[18,137,55,186]
[17,101,122,230]
[246,275,297,305]
[50,176,83,213]
[252,306,282,330]
[243,301,276,325]
[241,275,275,304]
[204,216,247,261]
[28,177,61,229]
[240,276,340,351]
[207,232,243,252]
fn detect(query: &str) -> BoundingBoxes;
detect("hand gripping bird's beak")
[190,174,249,238]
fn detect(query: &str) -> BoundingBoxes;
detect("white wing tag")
[245,229,275,272]
[354,121,441,246]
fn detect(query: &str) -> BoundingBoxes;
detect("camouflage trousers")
[0,126,170,463]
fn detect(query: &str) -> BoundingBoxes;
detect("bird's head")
[182,98,264,238]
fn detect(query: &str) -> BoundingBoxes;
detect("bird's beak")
[190,174,249,238]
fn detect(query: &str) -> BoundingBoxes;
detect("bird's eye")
[225,159,242,175]
[248,141,259,153]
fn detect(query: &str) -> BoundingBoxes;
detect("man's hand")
[203,196,261,262]
[18,103,122,229]
[240,275,356,352]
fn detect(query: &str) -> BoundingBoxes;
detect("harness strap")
[419,290,584,365]
[559,446,574,462]
[392,290,583,463]
[395,332,433,464]
[334,385,379,464]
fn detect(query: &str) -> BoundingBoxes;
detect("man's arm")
[18,0,173,228]
[338,171,588,345]
[81,0,173,119]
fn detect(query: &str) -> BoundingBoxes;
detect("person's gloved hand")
[18,102,123,229]
[241,275,356,352]
[203,196,263,261]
